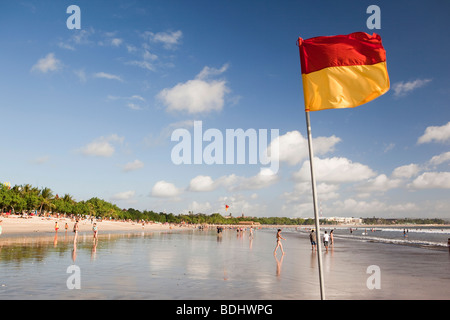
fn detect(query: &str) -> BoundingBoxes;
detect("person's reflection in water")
[53,232,58,247]
[310,251,316,269]
[72,239,77,262]
[274,254,284,277]
[91,240,97,261]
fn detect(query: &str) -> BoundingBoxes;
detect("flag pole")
[305,110,325,300]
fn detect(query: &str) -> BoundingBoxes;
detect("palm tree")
[62,194,74,203]
[39,187,54,214]
[21,185,41,213]
[61,193,76,215]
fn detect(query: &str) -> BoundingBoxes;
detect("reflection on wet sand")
[72,240,77,262]
[0,231,152,266]
[274,254,284,277]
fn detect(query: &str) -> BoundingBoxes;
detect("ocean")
[294,225,450,250]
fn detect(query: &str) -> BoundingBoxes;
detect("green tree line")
[0,183,446,225]
[0,183,317,224]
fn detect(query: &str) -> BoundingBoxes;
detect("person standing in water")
[309,229,317,251]
[274,229,286,255]
[323,231,330,252]
[73,219,79,242]
[92,223,98,242]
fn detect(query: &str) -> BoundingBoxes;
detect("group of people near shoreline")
[54,219,98,242]
[274,228,335,255]
[309,229,334,252]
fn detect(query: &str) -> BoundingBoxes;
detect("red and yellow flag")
[298,32,389,112]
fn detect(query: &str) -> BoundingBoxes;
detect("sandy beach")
[0,215,180,236]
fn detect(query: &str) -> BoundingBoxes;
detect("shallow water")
[0,228,449,300]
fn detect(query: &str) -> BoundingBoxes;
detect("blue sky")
[1,0,449,218]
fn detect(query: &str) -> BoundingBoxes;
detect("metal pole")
[305,110,325,300]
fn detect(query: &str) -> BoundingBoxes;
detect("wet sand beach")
[0,226,448,300]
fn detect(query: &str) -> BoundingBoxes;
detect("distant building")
[320,217,363,224]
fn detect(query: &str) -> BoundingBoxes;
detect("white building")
[320,217,363,224]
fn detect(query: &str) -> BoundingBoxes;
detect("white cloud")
[282,181,339,203]
[157,65,230,114]
[331,198,418,216]
[196,64,229,80]
[126,60,155,72]
[187,201,212,214]
[358,174,402,192]
[146,30,182,49]
[158,80,228,114]
[127,103,143,110]
[143,50,158,61]
[58,42,75,50]
[58,27,95,50]
[93,72,123,82]
[151,180,182,198]
[127,45,137,53]
[268,131,340,166]
[111,190,136,201]
[417,122,450,144]
[235,168,279,190]
[108,94,146,110]
[79,134,124,157]
[73,27,95,45]
[392,78,432,97]
[391,163,420,179]
[31,53,61,73]
[129,95,145,101]
[217,194,267,217]
[188,175,216,192]
[294,157,376,183]
[111,38,123,47]
[123,159,144,172]
[188,169,278,193]
[409,172,450,189]
[428,151,450,166]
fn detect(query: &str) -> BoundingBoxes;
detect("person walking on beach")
[92,223,98,242]
[55,221,59,233]
[274,229,286,255]
[309,229,317,251]
[323,231,330,252]
[330,229,334,246]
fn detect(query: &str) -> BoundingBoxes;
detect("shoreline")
[1,215,447,239]
[210,223,450,229]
